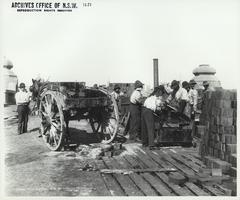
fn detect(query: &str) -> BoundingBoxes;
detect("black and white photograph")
[1,0,239,198]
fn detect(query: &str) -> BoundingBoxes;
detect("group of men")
[121,79,212,150]
[15,80,211,143]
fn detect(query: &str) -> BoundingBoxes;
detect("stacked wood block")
[198,89,237,175]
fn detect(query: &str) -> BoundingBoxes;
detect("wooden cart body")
[31,81,119,151]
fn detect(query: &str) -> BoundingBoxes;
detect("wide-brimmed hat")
[171,80,179,88]
[203,81,209,86]
[134,80,144,88]
[19,83,26,88]
[189,79,197,85]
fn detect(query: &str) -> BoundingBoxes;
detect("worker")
[188,79,198,137]
[129,80,144,141]
[199,80,215,110]
[166,80,189,113]
[188,79,198,118]
[182,81,190,92]
[203,81,210,92]
[111,84,122,102]
[141,85,166,149]
[111,84,123,112]
[15,83,31,134]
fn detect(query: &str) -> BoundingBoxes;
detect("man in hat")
[111,84,123,111]
[141,85,167,149]
[166,80,189,113]
[129,80,144,141]
[188,79,198,118]
[15,83,31,134]
[188,79,199,137]
[111,84,121,102]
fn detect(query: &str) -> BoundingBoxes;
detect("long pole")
[153,58,159,88]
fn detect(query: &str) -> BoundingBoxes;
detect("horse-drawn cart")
[31,80,119,151]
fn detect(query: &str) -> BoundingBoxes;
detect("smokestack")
[153,58,159,88]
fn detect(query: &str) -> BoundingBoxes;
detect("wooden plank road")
[93,145,233,196]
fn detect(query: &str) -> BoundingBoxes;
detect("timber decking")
[94,144,235,196]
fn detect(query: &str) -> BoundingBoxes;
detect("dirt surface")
[3,105,125,196]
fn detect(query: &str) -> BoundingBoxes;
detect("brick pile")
[197,89,237,176]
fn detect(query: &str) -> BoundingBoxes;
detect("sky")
[1,0,240,89]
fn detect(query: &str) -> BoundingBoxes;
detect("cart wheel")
[101,95,119,143]
[39,91,66,151]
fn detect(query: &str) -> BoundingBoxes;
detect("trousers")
[17,105,29,134]
[129,103,141,140]
[141,107,155,147]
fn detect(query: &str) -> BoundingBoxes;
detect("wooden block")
[198,168,211,175]
[197,175,232,185]
[222,134,236,144]
[231,100,237,109]
[229,89,237,100]
[104,151,113,157]
[224,126,236,135]
[197,173,209,178]
[229,167,236,177]
[215,100,231,109]
[211,168,222,176]
[168,173,186,185]
[226,144,236,154]
[230,154,237,167]
[220,108,234,117]
[212,160,232,174]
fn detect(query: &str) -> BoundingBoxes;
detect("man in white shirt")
[141,85,166,149]
[15,83,31,134]
[129,80,144,141]
[188,79,198,117]
[166,80,189,113]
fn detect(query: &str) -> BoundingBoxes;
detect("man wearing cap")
[166,80,189,113]
[15,83,31,134]
[129,80,144,141]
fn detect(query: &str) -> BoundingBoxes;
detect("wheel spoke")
[39,92,65,151]
[53,134,58,146]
